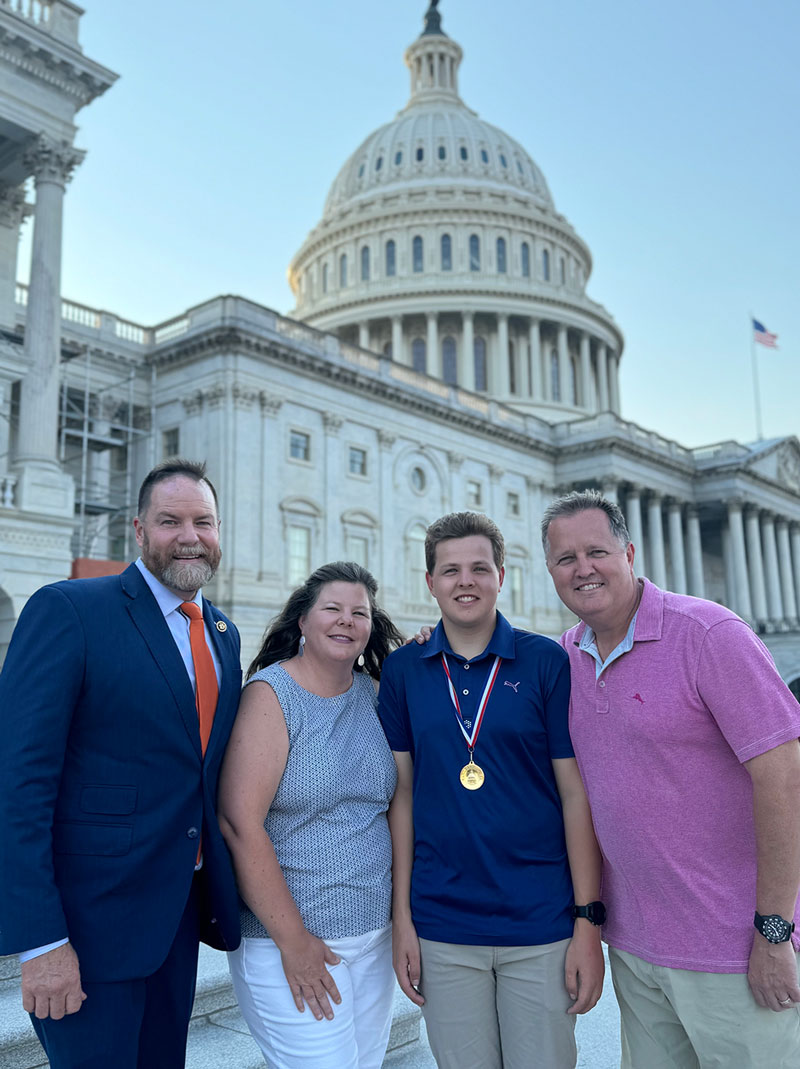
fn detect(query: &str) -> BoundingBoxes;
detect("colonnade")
[601,483,800,632]
[354,311,621,414]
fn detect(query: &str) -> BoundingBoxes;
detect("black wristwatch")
[572,901,606,926]
[754,911,795,944]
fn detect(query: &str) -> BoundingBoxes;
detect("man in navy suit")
[0,459,243,1068]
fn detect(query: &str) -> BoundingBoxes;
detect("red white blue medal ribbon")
[441,654,502,751]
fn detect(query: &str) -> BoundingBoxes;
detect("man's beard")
[141,536,221,593]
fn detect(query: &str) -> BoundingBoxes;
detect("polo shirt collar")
[571,577,662,647]
[421,611,516,661]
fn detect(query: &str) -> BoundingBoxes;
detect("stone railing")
[16,283,148,346]
[0,473,17,508]
[0,0,81,42]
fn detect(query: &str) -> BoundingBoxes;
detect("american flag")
[753,319,779,348]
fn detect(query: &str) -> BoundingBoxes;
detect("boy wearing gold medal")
[378,512,604,1069]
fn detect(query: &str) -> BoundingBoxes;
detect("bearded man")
[0,459,242,1069]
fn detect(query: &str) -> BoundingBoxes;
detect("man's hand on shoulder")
[747,936,800,1012]
[21,942,86,1020]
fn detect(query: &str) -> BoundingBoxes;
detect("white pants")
[228,924,395,1069]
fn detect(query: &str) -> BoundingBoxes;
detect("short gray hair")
[540,489,630,557]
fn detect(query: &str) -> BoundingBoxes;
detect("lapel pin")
[216,620,227,633]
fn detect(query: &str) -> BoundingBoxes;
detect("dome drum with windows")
[288,2,623,422]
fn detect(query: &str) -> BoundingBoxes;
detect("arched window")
[412,337,427,373]
[469,234,480,272]
[508,340,516,394]
[375,156,383,171]
[437,145,446,160]
[413,235,424,273]
[361,245,370,281]
[521,242,530,278]
[496,237,507,274]
[474,336,487,392]
[441,234,452,271]
[442,336,457,385]
[407,524,428,603]
[385,240,396,277]
[542,249,550,281]
[322,262,328,293]
[339,253,348,288]
[460,146,468,160]
[551,347,560,401]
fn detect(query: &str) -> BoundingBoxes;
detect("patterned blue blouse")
[240,665,397,940]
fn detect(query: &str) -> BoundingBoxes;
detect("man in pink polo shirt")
[541,489,800,1068]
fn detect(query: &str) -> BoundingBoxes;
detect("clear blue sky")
[19,0,798,448]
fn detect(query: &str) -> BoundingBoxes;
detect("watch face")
[760,915,792,943]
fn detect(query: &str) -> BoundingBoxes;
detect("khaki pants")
[610,946,800,1069]
[418,936,576,1069]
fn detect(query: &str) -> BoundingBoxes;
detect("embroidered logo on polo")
[632,693,645,704]
[504,680,521,693]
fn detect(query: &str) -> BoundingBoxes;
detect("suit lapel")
[122,565,203,759]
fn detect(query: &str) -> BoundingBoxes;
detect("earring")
[357,653,365,668]
[298,635,306,656]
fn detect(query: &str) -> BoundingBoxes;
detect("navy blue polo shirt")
[378,612,574,946]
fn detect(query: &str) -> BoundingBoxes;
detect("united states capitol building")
[1,0,800,694]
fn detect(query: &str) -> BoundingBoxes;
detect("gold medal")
[459,758,485,790]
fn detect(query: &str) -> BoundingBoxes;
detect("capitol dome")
[289,1,624,422]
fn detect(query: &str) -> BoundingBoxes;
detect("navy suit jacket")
[0,564,242,982]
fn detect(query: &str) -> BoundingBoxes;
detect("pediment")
[745,438,800,492]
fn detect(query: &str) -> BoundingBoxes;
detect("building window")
[496,237,507,273]
[413,235,424,273]
[407,524,428,602]
[394,150,402,165]
[322,262,328,293]
[289,429,311,462]
[162,428,179,458]
[570,356,578,405]
[480,148,489,163]
[416,146,424,162]
[521,242,530,278]
[467,479,482,508]
[357,163,365,178]
[385,239,396,277]
[375,156,383,171]
[438,145,446,160]
[460,146,468,160]
[509,565,524,614]
[542,249,550,281]
[442,336,457,385]
[508,340,516,394]
[507,491,520,517]
[288,525,311,587]
[361,245,370,281]
[469,234,480,271]
[560,256,566,285]
[441,233,452,271]
[410,467,426,493]
[551,349,560,402]
[347,534,369,567]
[412,337,427,373]
[383,341,392,359]
[349,446,367,476]
[339,253,348,287]
[474,336,487,392]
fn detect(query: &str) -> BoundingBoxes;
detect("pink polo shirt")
[562,579,800,973]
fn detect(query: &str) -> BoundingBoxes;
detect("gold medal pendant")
[460,758,485,790]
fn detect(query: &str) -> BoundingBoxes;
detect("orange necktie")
[180,601,218,755]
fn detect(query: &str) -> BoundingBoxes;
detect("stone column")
[667,500,687,594]
[744,506,768,626]
[461,312,475,391]
[528,318,542,400]
[647,493,667,588]
[426,312,439,378]
[447,451,464,512]
[601,479,618,505]
[760,513,784,628]
[358,321,369,350]
[685,506,705,598]
[391,315,403,364]
[497,313,510,395]
[727,501,753,621]
[542,329,553,401]
[378,430,397,599]
[791,524,800,621]
[776,520,798,626]
[258,393,283,583]
[322,412,344,558]
[557,324,569,405]
[16,136,84,469]
[596,341,609,411]
[608,351,621,414]
[625,487,646,578]
[579,332,592,411]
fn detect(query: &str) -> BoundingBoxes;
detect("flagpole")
[749,312,763,440]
